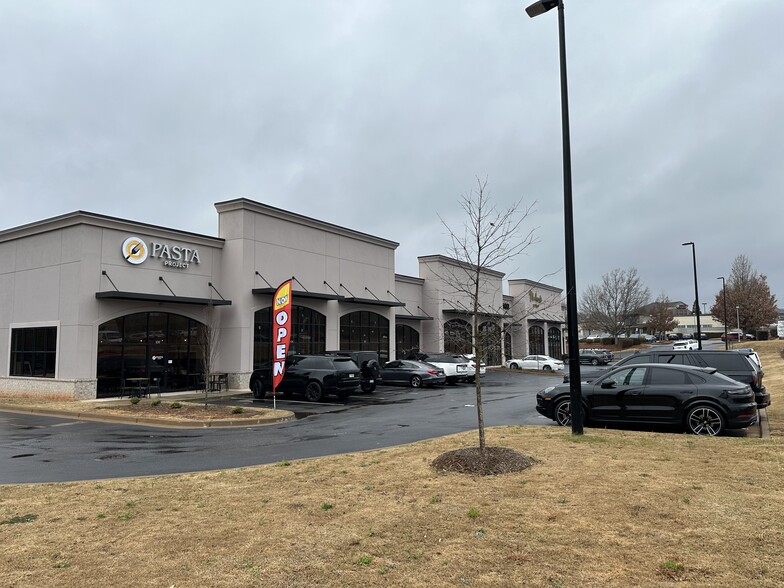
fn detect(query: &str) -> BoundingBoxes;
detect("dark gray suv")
[565,349,769,408]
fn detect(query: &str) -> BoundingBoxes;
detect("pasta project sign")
[272,279,293,394]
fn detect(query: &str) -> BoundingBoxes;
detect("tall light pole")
[717,276,728,350]
[736,305,741,346]
[682,242,702,349]
[526,0,582,435]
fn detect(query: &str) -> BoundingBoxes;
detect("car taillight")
[427,370,438,375]
[752,374,758,388]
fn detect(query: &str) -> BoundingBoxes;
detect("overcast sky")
[1,1,782,308]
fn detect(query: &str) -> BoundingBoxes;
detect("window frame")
[9,323,59,378]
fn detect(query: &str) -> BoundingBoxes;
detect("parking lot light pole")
[736,305,741,347]
[525,0,582,435]
[682,242,702,350]
[717,276,728,350]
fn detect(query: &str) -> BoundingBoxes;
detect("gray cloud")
[1,0,781,308]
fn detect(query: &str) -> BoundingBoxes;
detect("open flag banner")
[272,279,293,394]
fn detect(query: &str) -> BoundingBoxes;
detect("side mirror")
[600,379,616,389]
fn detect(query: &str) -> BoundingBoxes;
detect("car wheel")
[686,405,725,436]
[554,399,571,427]
[304,381,324,402]
[361,381,376,393]
[410,375,422,388]
[509,362,519,370]
[251,379,266,400]
[591,358,599,365]
[543,365,552,372]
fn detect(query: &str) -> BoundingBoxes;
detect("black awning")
[251,288,344,301]
[96,291,232,306]
[343,297,406,307]
[395,314,434,321]
[442,308,504,318]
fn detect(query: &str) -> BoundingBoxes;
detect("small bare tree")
[438,177,537,451]
[197,301,221,408]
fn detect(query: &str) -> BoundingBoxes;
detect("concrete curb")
[0,404,295,429]
[758,407,770,438]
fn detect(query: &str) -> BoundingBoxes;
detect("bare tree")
[579,268,650,339]
[711,254,778,334]
[438,177,538,451]
[197,302,221,408]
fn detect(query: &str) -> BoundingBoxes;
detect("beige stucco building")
[0,198,564,399]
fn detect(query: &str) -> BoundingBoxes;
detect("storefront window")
[339,311,389,361]
[96,312,204,397]
[548,327,563,359]
[254,306,326,368]
[444,319,472,355]
[529,325,545,355]
[479,322,501,366]
[395,324,420,359]
[10,326,57,377]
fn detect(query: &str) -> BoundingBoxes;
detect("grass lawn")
[1,341,783,587]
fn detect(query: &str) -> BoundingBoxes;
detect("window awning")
[95,291,232,306]
[343,297,406,307]
[395,314,434,321]
[442,308,505,318]
[251,288,344,301]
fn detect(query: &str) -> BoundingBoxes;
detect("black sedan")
[379,360,446,388]
[536,363,758,436]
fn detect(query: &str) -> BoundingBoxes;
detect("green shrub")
[170,402,182,409]
[231,406,244,414]
[129,397,140,405]
[151,399,161,406]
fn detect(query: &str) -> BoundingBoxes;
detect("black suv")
[320,350,383,393]
[249,354,360,402]
[565,349,769,408]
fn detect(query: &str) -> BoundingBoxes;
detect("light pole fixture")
[736,305,741,346]
[717,276,728,350]
[682,242,702,349]
[526,0,582,435]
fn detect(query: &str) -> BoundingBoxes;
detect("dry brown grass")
[1,341,783,587]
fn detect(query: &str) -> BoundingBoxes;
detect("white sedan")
[505,355,564,372]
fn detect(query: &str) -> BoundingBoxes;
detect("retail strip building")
[0,198,565,399]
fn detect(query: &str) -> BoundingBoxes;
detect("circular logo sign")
[122,237,148,265]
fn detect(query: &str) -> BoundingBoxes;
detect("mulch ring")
[431,446,535,476]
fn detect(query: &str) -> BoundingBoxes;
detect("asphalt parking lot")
[0,370,553,484]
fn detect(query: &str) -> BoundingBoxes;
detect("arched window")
[97,312,203,397]
[395,324,420,359]
[548,327,563,359]
[340,311,390,361]
[479,322,501,366]
[528,325,545,355]
[254,306,326,369]
[444,319,472,355]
